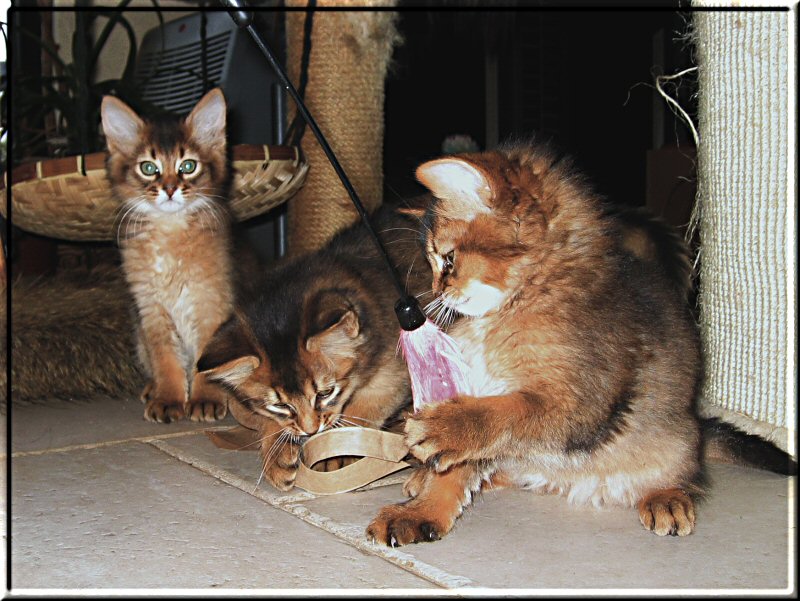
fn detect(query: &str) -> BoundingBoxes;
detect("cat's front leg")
[367,463,487,546]
[138,305,188,423]
[405,395,513,472]
[187,370,229,422]
[259,420,303,491]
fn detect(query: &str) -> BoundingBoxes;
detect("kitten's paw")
[262,441,302,492]
[186,399,228,422]
[402,467,430,498]
[405,400,483,471]
[144,399,186,424]
[366,502,453,547]
[311,456,358,472]
[638,488,696,536]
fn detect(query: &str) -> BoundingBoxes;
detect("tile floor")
[3,395,797,595]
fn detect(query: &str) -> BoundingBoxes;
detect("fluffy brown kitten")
[102,88,234,423]
[367,141,796,546]
[197,203,431,490]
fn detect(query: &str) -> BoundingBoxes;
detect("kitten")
[367,141,797,545]
[197,202,432,490]
[101,88,234,423]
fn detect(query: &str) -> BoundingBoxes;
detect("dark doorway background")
[383,9,696,211]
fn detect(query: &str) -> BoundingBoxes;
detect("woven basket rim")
[2,144,301,189]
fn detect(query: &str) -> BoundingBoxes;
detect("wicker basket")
[1,145,309,241]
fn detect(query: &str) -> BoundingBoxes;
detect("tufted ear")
[185,87,227,149]
[305,290,360,359]
[101,96,144,157]
[197,314,260,389]
[415,158,493,220]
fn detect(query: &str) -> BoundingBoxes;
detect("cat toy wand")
[222,1,472,410]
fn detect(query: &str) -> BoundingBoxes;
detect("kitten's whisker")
[117,198,146,243]
[383,238,418,246]
[378,227,424,236]
[431,300,449,327]
[253,462,267,493]
[405,256,418,292]
[254,429,290,492]
[254,428,289,442]
[338,413,384,428]
[261,429,289,468]
[232,436,267,452]
[395,197,432,235]
[424,296,443,313]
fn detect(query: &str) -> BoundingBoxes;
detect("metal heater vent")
[135,31,232,115]
[133,11,283,145]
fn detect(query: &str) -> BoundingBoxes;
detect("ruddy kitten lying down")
[197,203,431,490]
[367,141,796,545]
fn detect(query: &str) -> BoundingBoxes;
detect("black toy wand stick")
[222,1,473,410]
[221,0,425,331]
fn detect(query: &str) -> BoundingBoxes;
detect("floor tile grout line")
[6,427,231,458]
[146,437,475,590]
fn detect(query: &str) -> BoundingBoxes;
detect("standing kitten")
[197,203,432,490]
[102,89,233,423]
[367,141,796,545]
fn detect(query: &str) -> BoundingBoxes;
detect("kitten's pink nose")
[164,184,178,199]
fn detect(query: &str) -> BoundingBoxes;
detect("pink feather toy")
[396,312,473,412]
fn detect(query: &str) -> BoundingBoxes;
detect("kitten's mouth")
[157,199,185,213]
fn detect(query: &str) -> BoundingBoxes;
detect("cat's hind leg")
[367,463,488,546]
[637,487,696,536]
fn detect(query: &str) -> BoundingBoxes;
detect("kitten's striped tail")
[701,417,797,476]
[610,206,693,300]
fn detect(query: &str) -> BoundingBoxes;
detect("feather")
[398,319,473,412]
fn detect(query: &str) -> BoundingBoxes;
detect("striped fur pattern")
[367,140,796,545]
[197,204,432,490]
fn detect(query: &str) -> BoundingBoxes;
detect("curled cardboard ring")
[206,397,412,495]
[295,427,411,495]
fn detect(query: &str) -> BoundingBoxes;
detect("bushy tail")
[608,206,693,301]
[701,417,797,476]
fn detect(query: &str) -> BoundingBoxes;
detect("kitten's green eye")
[179,159,197,174]
[139,161,159,176]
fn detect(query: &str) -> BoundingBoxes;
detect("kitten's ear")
[197,314,260,389]
[305,310,360,359]
[186,87,227,149]
[416,158,492,219]
[305,292,360,357]
[101,96,143,156]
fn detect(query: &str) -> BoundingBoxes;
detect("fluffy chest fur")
[122,218,233,362]
[450,317,512,397]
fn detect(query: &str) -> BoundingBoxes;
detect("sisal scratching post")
[284,3,401,255]
[692,6,795,454]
